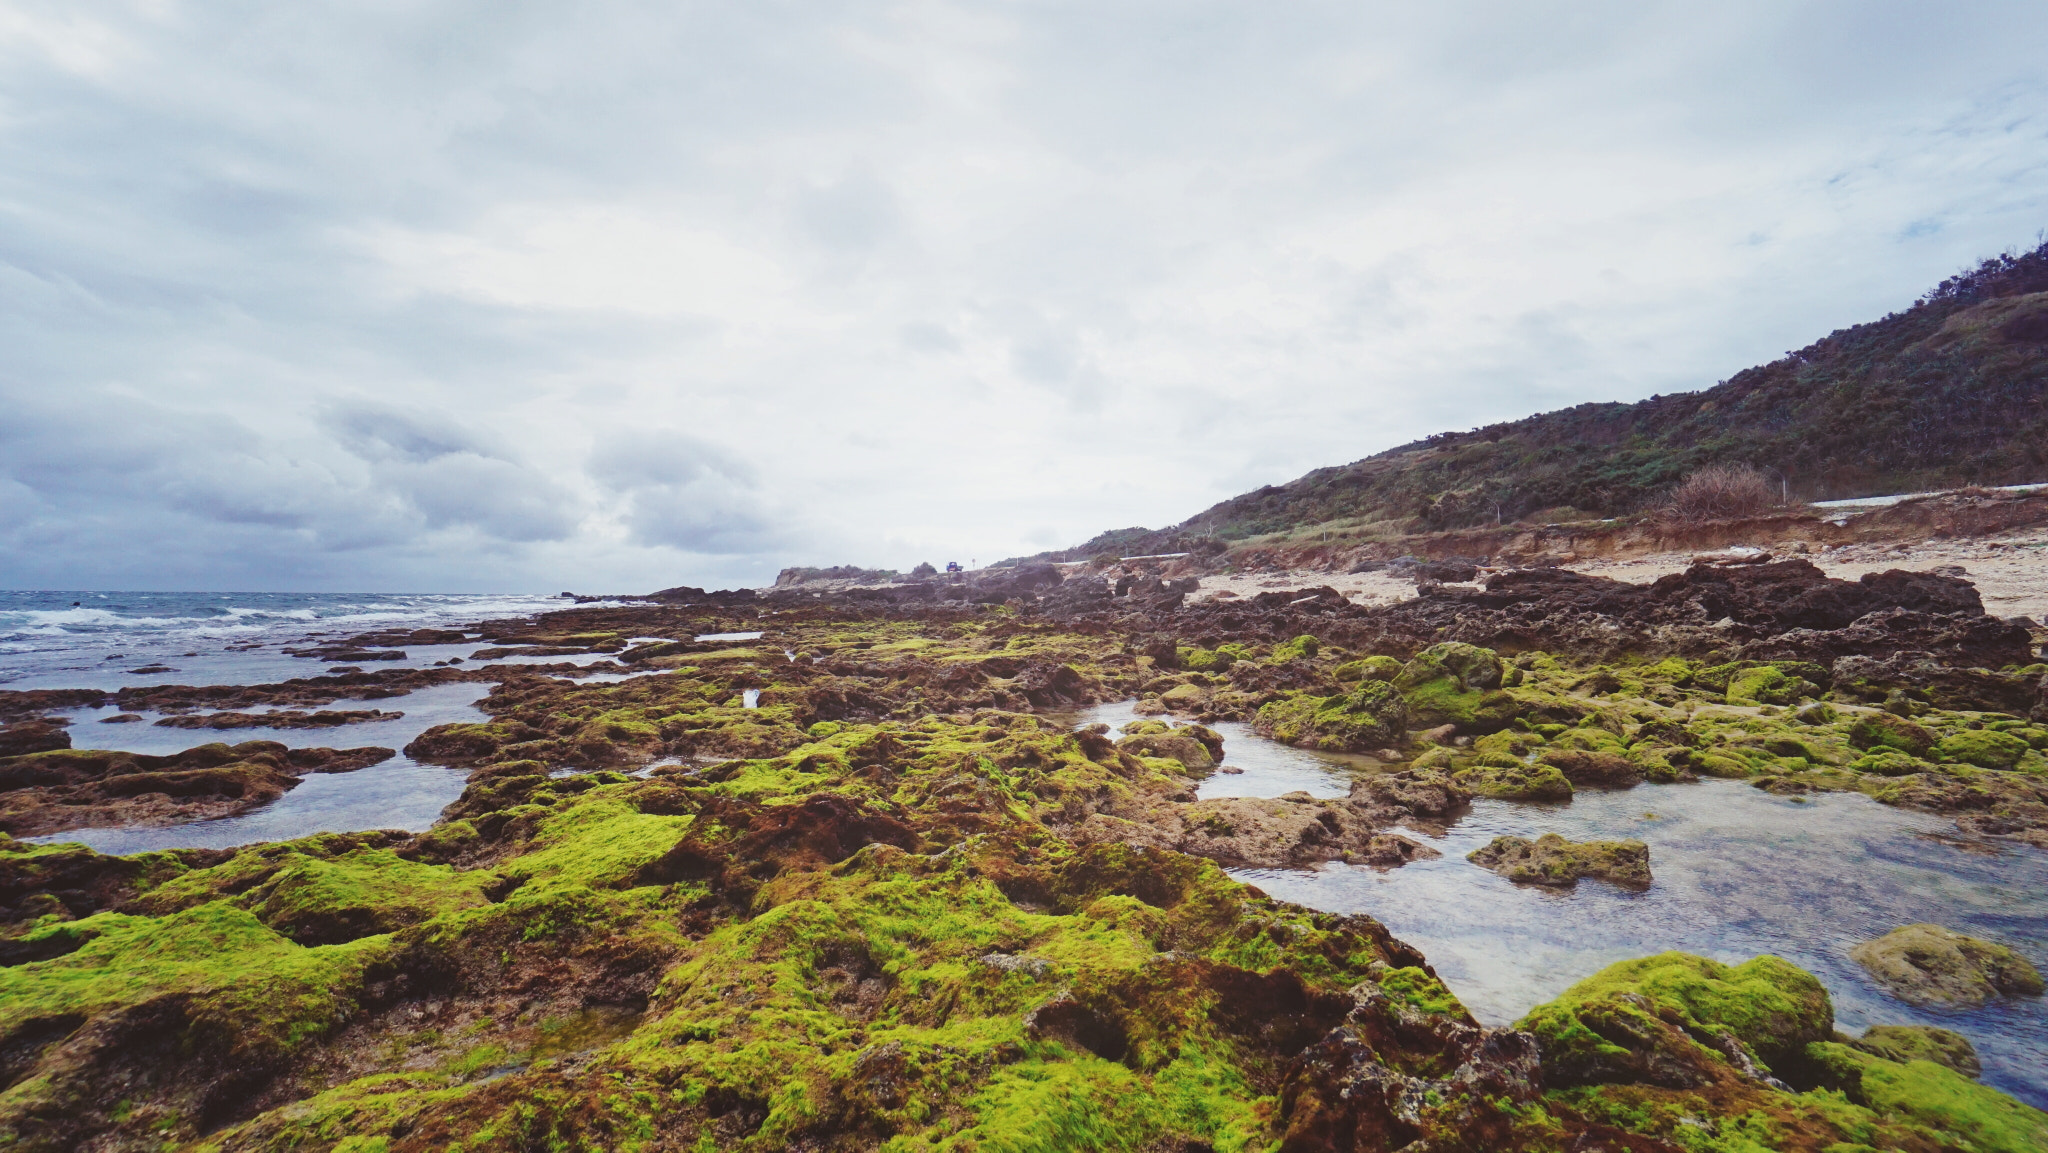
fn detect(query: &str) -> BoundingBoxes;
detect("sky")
[2,2,2046,593]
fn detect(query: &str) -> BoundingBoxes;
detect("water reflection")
[1075,700,2048,1107]
[30,756,473,855]
[1075,699,1381,800]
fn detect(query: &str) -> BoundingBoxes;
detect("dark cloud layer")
[1,2,2045,591]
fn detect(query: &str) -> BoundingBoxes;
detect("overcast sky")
[3,2,2045,593]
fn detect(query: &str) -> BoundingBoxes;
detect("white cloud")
[365,206,792,320]
[1,0,2045,591]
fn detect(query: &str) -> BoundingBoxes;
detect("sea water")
[5,590,645,852]
[1075,703,2048,1108]
[0,590,628,690]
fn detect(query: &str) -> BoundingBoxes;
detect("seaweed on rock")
[3,586,2047,1151]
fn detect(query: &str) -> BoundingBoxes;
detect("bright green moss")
[1934,728,2030,770]
[1377,966,1466,1018]
[1845,713,1936,757]
[1726,665,1815,706]
[1518,952,1831,1079]
[1452,762,1573,801]
[1253,682,1407,752]
[0,901,386,1063]
[1804,1042,2048,1153]
[1268,635,1320,663]
[1333,655,1403,683]
[20,604,2047,1153]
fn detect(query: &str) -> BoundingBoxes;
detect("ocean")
[1,589,638,854]
[0,589,610,691]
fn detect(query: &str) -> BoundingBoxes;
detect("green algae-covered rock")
[1846,712,1937,757]
[1852,748,1932,776]
[1694,751,1757,778]
[1935,728,2031,770]
[1802,1040,2048,1153]
[1396,643,1524,732]
[1253,681,1409,753]
[1794,701,1839,725]
[1332,654,1403,683]
[1116,721,1222,771]
[1538,747,1641,789]
[1472,728,1546,758]
[1177,644,1241,672]
[1452,761,1573,801]
[1851,1024,1981,1078]
[1518,952,1832,1087]
[1268,634,1320,662]
[1396,641,1503,695]
[1850,923,2045,1007]
[1696,659,1824,702]
[1726,663,1817,705]
[1467,832,1646,887]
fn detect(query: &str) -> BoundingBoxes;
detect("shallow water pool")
[1073,702,2048,1107]
[33,756,476,855]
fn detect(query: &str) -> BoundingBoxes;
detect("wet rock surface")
[0,742,394,837]
[1850,923,2046,1008]
[0,573,2045,1150]
[1467,832,1653,888]
[1850,1024,1983,1078]
[152,709,406,730]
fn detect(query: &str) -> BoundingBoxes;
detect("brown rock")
[1467,833,1652,888]
[1850,924,2044,1008]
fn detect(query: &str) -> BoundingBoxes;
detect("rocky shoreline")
[2,556,2045,1150]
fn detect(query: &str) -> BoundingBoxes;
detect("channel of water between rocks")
[1074,700,2048,1109]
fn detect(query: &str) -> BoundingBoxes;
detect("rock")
[1538,748,1642,789]
[1451,761,1574,801]
[0,741,395,838]
[1934,728,2030,770]
[1846,712,1937,758]
[0,721,71,758]
[1850,924,2045,1007]
[1253,682,1409,753]
[1726,663,1819,705]
[1023,995,1126,1060]
[1277,974,1542,1151]
[1851,748,1930,776]
[1396,642,1504,693]
[976,953,1053,979]
[1466,833,1650,888]
[1333,655,1403,683]
[1517,952,1832,1089]
[1346,833,1434,867]
[1270,634,1320,662]
[1115,726,1217,771]
[1830,651,2042,716]
[1334,560,2033,671]
[152,709,404,730]
[1850,1024,1981,1078]
[1794,702,1839,725]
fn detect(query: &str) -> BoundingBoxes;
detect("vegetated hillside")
[1032,241,2048,560]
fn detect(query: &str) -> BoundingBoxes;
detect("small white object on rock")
[977,953,1054,978]
[1691,546,1772,566]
